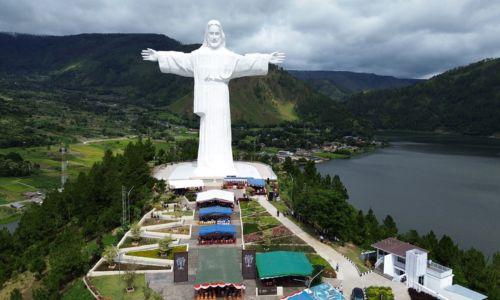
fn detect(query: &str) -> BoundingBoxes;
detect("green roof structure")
[256,251,313,279]
[194,248,243,286]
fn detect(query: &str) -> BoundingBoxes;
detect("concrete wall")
[383,254,395,277]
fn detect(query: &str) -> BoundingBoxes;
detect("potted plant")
[158,236,173,257]
[123,269,136,293]
[130,222,141,246]
[103,245,118,269]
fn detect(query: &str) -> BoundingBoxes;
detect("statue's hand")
[141,48,158,62]
[269,52,285,64]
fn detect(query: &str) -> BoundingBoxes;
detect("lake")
[316,136,500,257]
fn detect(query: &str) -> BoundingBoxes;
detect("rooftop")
[371,237,427,257]
[444,284,487,300]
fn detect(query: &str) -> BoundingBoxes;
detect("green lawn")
[0,138,170,203]
[315,152,350,159]
[61,279,94,300]
[0,206,21,224]
[332,243,369,273]
[90,274,149,300]
[126,245,188,260]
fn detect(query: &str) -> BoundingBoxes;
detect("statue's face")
[207,25,222,49]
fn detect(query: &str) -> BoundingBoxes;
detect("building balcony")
[426,261,452,278]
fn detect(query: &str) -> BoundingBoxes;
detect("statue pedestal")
[153,161,277,182]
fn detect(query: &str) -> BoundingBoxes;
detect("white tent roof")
[168,179,205,189]
[196,190,234,203]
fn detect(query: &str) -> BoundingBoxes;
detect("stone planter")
[126,287,135,293]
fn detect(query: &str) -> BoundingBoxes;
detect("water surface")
[317,139,500,256]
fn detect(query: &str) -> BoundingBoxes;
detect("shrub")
[365,286,394,300]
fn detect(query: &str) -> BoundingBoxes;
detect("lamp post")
[127,186,135,224]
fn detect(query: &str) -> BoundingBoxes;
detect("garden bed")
[95,261,170,271]
[126,245,188,260]
[245,244,315,253]
[142,218,176,226]
[149,225,190,235]
[119,237,159,248]
[162,209,193,217]
[90,274,149,300]
[306,253,336,278]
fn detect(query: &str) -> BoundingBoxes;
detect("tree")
[382,215,398,237]
[103,245,118,267]
[10,289,22,300]
[158,236,173,257]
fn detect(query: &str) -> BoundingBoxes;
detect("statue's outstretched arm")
[141,48,158,61]
[141,48,194,77]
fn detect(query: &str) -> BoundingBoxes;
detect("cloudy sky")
[1,0,500,78]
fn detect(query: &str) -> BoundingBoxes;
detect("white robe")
[157,47,269,178]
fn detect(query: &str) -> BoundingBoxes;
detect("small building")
[372,237,487,300]
[10,202,25,210]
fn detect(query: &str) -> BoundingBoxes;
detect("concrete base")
[153,161,277,181]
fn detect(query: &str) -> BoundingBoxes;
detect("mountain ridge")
[289,70,422,100]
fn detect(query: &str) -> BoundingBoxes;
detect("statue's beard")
[209,40,222,49]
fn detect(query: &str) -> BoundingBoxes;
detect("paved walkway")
[256,196,410,300]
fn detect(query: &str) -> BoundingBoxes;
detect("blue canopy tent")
[198,225,237,244]
[248,178,265,187]
[199,206,233,221]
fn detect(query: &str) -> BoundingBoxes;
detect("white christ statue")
[142,20,285,178]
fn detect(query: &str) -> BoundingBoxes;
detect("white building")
[372,237,487,300]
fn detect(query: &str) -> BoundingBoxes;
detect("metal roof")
[371,237,427,257]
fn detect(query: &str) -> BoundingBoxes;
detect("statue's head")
[203,20,225,49]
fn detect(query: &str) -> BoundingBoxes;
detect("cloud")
[1,0,499,78]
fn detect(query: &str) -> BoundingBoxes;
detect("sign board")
[173,251,189,282]
[242,250,256,279]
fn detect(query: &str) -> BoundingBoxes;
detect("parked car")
[351,287,364,300]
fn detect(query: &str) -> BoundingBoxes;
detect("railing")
[428,261,451,273]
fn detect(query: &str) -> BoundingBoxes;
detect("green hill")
[346,58,500,136]
[0,33,357,135]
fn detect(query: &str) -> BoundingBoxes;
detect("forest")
[0,138,156,298]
